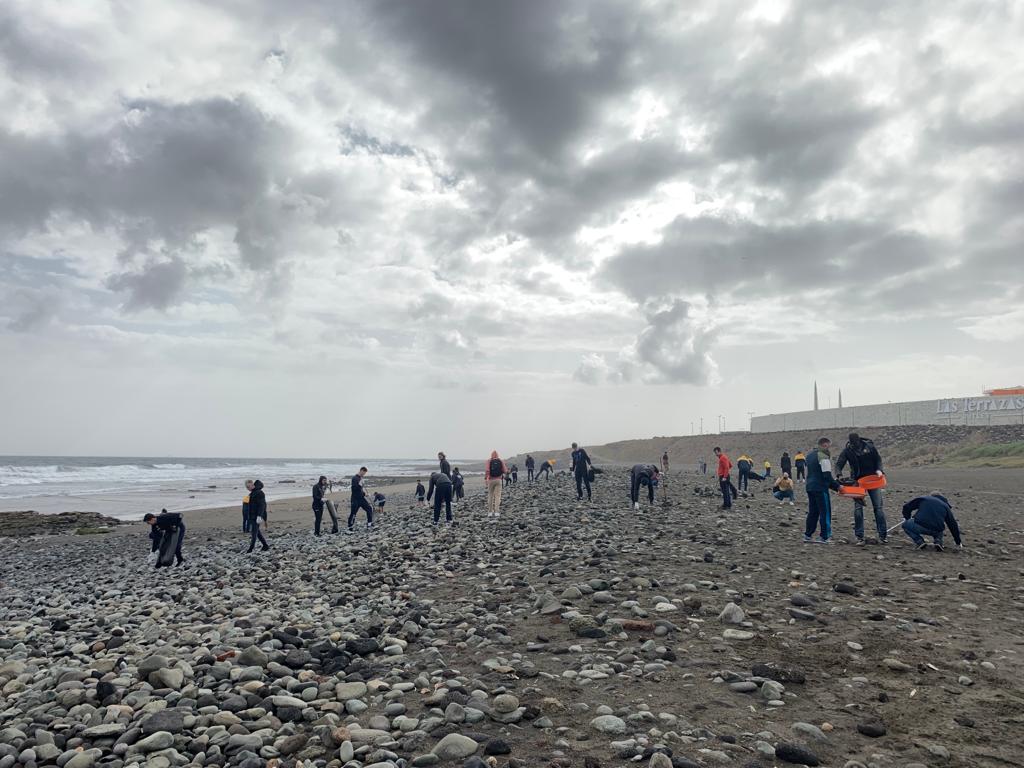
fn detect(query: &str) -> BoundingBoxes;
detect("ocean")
[0,456,439,520]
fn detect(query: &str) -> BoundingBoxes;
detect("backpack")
[489,458,503,477]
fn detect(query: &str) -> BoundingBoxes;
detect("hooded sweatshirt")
[249,480,267,521]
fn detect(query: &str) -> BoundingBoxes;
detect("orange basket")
[857,475,887,491]
[838,485,867,498]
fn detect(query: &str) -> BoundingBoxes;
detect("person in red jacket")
[714,446,733,509]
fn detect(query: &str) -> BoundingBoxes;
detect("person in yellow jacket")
[772,473,795,505]
[763,459,772,480]
[794,452,807,482]
[241,479,254,532]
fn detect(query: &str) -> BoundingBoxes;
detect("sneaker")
[915,542,927,550]
[854,538,866,546]
[934,543,945,552]
[789,501,794,506]
[802,534,813,543]
[261,544,270,551]
[815,537,830,544]
[346,528,354,535]
[633,502,640,511]
[878,538,888,545]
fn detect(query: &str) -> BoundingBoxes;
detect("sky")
[1,0,1022,459]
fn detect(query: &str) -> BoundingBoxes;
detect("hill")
[509,424,1024,470]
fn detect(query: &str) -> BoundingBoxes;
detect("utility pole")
[747,411,754,430]
[690,421,694,435]
[718,414,724,433]
[700,417,703,434]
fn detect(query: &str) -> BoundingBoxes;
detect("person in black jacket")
[348,467,374,532]
[629,464,660,510]
[452,467,465,501]
[780,452,792,478]
[525,455,536,482]
[438,451,451,477]
[571,442,593,501]
[426,470,454,525]
[247,479,270,552]
[144,509,186,566]
[312,475,339,536]
[415,480,426,505]
[835,433,888,544]
[901,494,962,551]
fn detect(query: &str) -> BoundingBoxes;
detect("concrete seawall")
[752,395,1024,433]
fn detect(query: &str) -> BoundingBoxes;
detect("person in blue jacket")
[803,437,840,544]
[901,494,963,551]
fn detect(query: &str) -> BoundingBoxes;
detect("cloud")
[633,300,718,385]
[106,257,189,312]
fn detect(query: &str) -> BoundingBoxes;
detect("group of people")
[711,433,964,550]
[143,434,965,566]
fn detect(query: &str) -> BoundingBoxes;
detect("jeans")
[738,470,749,491]
[773,489,794,501]
[454,484,464,500]
[242,506,250,533]
[348,497,373,528]
[719,477,732,508]
[796,464,806,480]
[537,467,550,481]
[528,468,534,481]
[575,470,592,500]
[764,468,771,479]
[248,517,268,551]
[486,478,503,515]
[313,500,339,535]
[432,484,453,523]
[902,518,943,546]
[805,490,832,540]
[853,488,887,540]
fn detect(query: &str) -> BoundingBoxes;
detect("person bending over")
[145,509,186,567]
[901,494,962,552]
[629,464,660,510]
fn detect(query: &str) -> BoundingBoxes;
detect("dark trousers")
[528,468,535,481]
[348,498,373,528]
[538,468,550,480]
[242,507,250,533]
[575,470,592,500]
[796,464,806,480]
[511,472,517,483]
[719,477,732,508]
[902,518,943,546]
[432,484,453,523]
[248,518,268,551]
[738,469,749,491]
[805,490,832,540]
[631,474,654,504]
[313,500,339,535]
[454,485,464,500]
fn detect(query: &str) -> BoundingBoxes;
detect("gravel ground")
[1,467,1022,768]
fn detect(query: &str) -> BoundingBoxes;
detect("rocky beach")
[2,467,1023,768]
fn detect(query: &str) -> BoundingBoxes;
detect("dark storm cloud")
[0,97,287,242]
[106,257,188,311]
[363,0,639,161]
[713,77,884,188]
[599,216,938,303]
